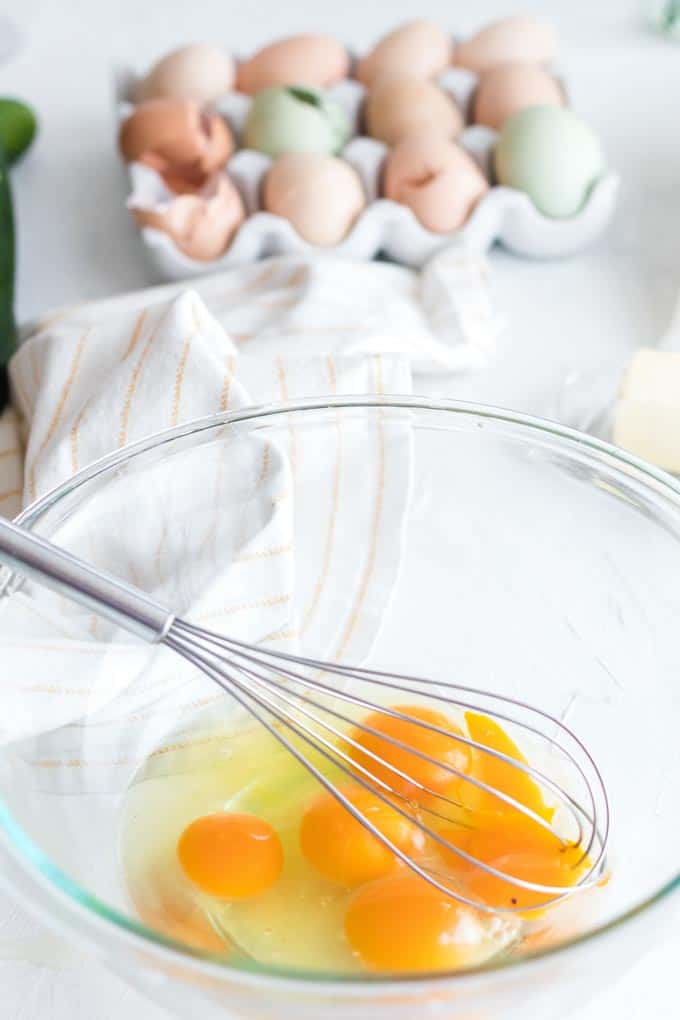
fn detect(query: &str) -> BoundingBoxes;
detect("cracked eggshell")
[118,99,234,191]
[130,172,246,260]
[454,16,558,73]
[356,20,453,88]
[383,132,489,234]
[236,34,350,95]
[133,44,236,103]
[262,152,366,246]
[364,75,464,146]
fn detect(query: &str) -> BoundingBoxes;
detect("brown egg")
[132,173,245,261]
[134,44,236,103]
[236,35,349,95]
[356,20,452,88]
[383,131,489,234]
[364,76,463,147]
[454,16,557,73]
[474,63,564,131]
[118,99,234,192]
[263,153,365,246]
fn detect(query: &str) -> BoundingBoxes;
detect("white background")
[0,0,679,1016]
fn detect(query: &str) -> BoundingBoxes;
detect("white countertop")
[0,0,679,1016]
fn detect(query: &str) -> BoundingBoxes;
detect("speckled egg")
[474,63,564,131]
[383,131,489,233]
[236,35,349,95]
[243,86,350,158]
[356,20,452,88]
[134,44,236,103]
[454,16,557,73]
[263,153,365,245]
[364,76,463,146]
[494,106,605,218]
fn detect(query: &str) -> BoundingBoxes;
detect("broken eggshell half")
[128,167,246,261]
[119,98,234,192]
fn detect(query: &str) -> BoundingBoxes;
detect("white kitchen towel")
[0,249,499,762]
[2,248,498,515]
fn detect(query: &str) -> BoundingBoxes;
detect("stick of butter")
[613,348,680,472]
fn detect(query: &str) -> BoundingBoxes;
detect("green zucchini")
[0,98,37,165]
[0,140,15,410]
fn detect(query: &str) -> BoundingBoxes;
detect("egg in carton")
[116,25,620,281]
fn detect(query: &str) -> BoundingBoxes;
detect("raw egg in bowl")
[0,398,679,1020]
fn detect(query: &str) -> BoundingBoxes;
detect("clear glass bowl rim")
[1,394,679,988]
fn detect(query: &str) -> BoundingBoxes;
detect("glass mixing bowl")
[0,398,679,1020]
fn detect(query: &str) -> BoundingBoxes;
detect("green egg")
[243,85,350,159]
[494,106,605,219]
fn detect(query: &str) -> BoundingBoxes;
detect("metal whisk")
[0,517,609,915]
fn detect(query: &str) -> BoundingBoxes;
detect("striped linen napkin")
[0,249,499,762]
[0,248,499,970]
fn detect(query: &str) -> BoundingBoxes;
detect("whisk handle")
[0,517,174,643]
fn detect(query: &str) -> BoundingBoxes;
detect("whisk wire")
[173,621,602,858]
[0,513,609,918]
[178,620,602,859]
[205,641,583,847]
[167,624,608,912]
[167,631,589,912]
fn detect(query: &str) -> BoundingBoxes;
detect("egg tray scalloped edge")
[114,61,620,281]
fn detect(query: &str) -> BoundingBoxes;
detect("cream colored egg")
[356,20,452,88]
[236,35,349,95]
[454,16,557,73]
[383,131,489,234]
[263,153,365,246]
[132,174,245,261]
[364,76,463,147]
[474,63,564,131]
[134,44,236,103]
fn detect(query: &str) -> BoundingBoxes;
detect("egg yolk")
[300,784,425,886]
[433,714,581,917]
[438,806,566,873]
[464,846,589,917]
[177,812,283,899]
[460,712,554,822]
[345,873,483,972]
[348,704,471,801]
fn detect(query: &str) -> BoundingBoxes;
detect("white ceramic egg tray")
[115,65,620,281]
